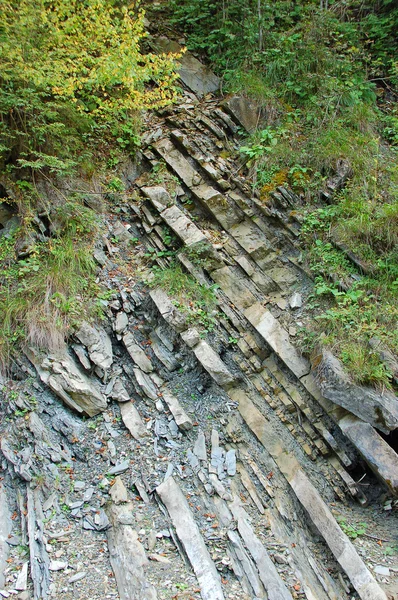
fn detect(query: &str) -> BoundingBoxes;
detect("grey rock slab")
[75,321,113,370]
[161,205,207,247]
[115,312,128,335]
[71,343,91,370]
[156,477,224,600]
[133,368,158,400]
[222,96,263,132]
[228,219,272,262]
[316,350,398,433]
[155,37,220,96]
[0,485,12,588]
[211,266,256,310]
[15,561,28,591]
[108,460,130,476]
[289,292,303,309]
[339,415,398,495]
[193,340,236,388]
[180,327,201,349]
[150,289,188,333]
[374,566,390,576]
[186,449,200,471]
[193,430,207,461]
[225,449,237,476]
[110,477,129,504]
[229,497,292,600]
[244,304,310,379]
[123,333,153,373]
[120,401,148,440]
[68,572,87,584]
[49,560,67,571]
[161,390,193,431]
[208,475,232,501]
[233,387,388,600]
[106,500,157,600]
[142,186,172,211]
[26,347,107,417]
[149,332,179,371]
[110,378,130,402]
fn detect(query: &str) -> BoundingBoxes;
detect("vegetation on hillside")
[165,0,398,388]
[0,0,179,368]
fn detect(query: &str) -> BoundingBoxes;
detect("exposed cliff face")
[0,50,397,600]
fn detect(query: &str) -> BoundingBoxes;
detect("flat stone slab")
[133,368,158,401]
[192,339,236,388]
[161,390,193,431]
[156,477,225,600]
[123,332,153,373]
[150,289,188,332]
[244,304,310,378]
[27,348,107,416]
[232,387,387,600]
[120,401,148,440]
[339,415,398,496]
[155,37,220,96]
[76,322,113,371]
[316,350,398,433]
[222,95,262,132]
[106,482,157,600]
[161,205,207,246]
[142,186,172,211]
[229,497,293,600]
[228,219,272,261]
[211,266,256,310]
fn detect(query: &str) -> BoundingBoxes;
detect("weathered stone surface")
[115,312,128,335]
[109,378,130,402]
[76,322,113,371]
[339,415,398,496]
[289,292,302,309]
[211,266,256,310]
[190,338,236,388]
[161,390,193,431]
[193,430,207,461]
[315,350,398,433]
[0,485,12,588]
[222,96,262,133]
[155,37,220,96]
[106,491,157,600]
[142,186,172,211]
[110,476,129,504]
[120,401,148,440]
[156,477,225,600]
[229,497,293,600]
[27,348,107,416]
[133,368,158,401]
[149,332,179,371]
[150,289,188,332]
[123,333,153,373]
[244,304,310,378]
[161,205,207,246]
[228,220,271,261]
[233,387,387,600]
[369,337,398,384]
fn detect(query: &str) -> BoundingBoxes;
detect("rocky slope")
[1,48,398,600]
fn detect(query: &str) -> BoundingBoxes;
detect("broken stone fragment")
[123,332,153,373]
[115,311,128,334]
[110,476,129,504]
[75,321,113,371]
[193,430,207,461]
[289,292,302,309]
[26,347,107,417]
[120,401,148,440]
[161,390,193,431]
[142,186,172,211]
[150,288,188,332]
[315,349,398,433]
[193,339,236,388]
[222,95,263,132]
[155,37,220,96]
[133,368,158,400]
[225,449,237,476]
